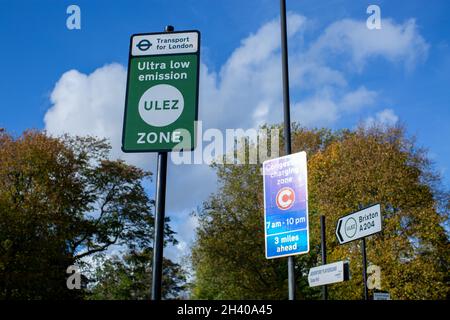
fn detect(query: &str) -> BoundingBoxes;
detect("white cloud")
[292,90,338,126]
[44,63,154,171]
[45,64,124,140]
[199,13,307,131]
[310,18,429,71]
[44,13,427,263]
[224,13,305,71]
[290,61,347,90]
[364,108,399,127]
[290,86,377,126]
[339,86,377,113]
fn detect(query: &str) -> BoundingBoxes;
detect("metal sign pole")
[335,204,382,300]
[320,215,328,300]
[280,0,295,300]
[358,203,369,300]
[362,237,369,300]
[151,25,173,300]
[151,151,168,300]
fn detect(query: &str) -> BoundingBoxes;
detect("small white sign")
[373,292,391,300]
[131,31,199,56]
[336,204,382,244]
[308,261,348,287]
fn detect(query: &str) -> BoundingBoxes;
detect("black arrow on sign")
[336,219,344,243]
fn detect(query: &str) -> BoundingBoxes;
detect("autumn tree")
[88,248,186,300]
[0,130,183,299]
[191,126,337,299]
[309,125,449,299]
[191,124,449,299]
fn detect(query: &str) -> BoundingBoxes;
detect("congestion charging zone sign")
[263,152,309,259]
[122,30,200,152]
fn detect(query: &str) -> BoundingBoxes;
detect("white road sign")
[336,204,382,245]
[308,261,349,287]
[373,292,391,300]
[131,31,199,56]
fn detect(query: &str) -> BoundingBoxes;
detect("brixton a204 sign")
[122,30,200,152]
[263,152,309,259]
[336,204,382,244]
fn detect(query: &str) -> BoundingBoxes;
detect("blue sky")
[1,0,449,260]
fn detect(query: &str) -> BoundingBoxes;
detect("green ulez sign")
[122,30,200,152]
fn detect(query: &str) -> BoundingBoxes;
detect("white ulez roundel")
[138,84,184,127]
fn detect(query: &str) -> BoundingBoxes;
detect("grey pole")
[362,237,369,300]
[151,25,173,301]
[280,0,295,300]
[280,0,292,154]
[151,151,168,300]
[358,203,369,300]
[320,215,328,300]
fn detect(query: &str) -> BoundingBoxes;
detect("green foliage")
[88,248,186,300]
[191,124,449,300]
[191,127,334,299]
[309,125,449,299]
[0,130,182,299]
